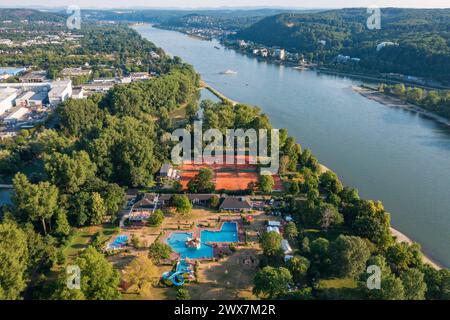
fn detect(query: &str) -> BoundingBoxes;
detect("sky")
[0,0,449,9]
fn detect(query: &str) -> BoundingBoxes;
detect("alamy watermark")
[170,121,279,175]
[367,6,381,30]
[66,5,81,30]
[366,265,381,290]
[66,265,81,290]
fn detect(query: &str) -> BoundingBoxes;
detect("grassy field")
[318,278,358,289]
[63,224,118,262]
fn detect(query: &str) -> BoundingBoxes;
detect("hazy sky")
[0,0,449,9]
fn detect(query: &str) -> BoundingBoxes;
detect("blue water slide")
[162,271,185,286]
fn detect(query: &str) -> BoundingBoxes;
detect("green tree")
[260,231,283,257]
[286,256,310,285]
[422,266,450,300]
[176,288,191,300]
[122,255,159,296]
[401,268,427,300]
[43,151,97,194]
[259,175,275,193]
[209,195,220,208]
[319,171,343,195]
[148,209,164,226]
[12,173,58,235]
[148,242,173,263]
[351,200,392,248]
[89,192,107,225]
[54,208,71,237]
[284,222,298,242]
[77,246,121,300]
[330,235,371,278]
[308,237,331,277]
[172,195,192,215]
[187,167,215,193]
[0,222,29,300]
[253,266,292,298]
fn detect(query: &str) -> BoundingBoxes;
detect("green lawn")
[63,224,118,262]
[318,278,358,289]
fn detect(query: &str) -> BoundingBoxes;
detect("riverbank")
[390,227,442,270]
[353,86,450,127]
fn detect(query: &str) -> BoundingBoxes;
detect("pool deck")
[162,218,244,261]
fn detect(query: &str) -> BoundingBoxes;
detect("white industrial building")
[0,88,19,115]
[48,80,72,106]
[15,91,35,107]
[4,107,30,125]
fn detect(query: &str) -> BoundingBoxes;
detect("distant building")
[4,107,30,125]
[132,193,159,214]
[129,72,150,82]
[219,197,252,212]
[15,91,35,107]
[0,87,19,115]
[61,67,92,77]
[0,67,26,80]
[318,40,327,46]
[150,51,160,59]
[48,80,72,106]
[81,82,114,93]
[159,163,179,180]
[28,91,47,107]
[281,239,293,255]
[19,70,47,83]
[376,41,398,52]
[71,87,84,99]
[187,194,215,206]
[273,48,286,60]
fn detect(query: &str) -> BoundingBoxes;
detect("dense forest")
[234,8,450,83]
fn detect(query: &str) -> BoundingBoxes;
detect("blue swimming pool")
[108,234,129,249]
[166,222,238,259]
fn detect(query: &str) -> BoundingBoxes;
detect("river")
[135,24,450,268]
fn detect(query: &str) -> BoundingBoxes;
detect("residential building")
[129,72,151,81]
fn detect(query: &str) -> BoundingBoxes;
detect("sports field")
[179,156,282,191]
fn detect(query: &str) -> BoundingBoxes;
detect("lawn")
[318,278,358,289]
[63,224,118,262]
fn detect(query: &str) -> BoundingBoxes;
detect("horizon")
[0,0,449,10]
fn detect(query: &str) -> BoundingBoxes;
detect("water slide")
[162,271,185,286]
[161,259,193,286]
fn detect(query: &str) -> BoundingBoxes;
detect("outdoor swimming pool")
[166,222,238,259]
[107,234,129,250]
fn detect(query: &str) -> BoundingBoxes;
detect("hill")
[234,8,450,83]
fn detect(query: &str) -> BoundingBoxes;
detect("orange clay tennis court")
[179,156,283,191]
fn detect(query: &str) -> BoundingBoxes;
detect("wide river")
[136,25,450,268]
